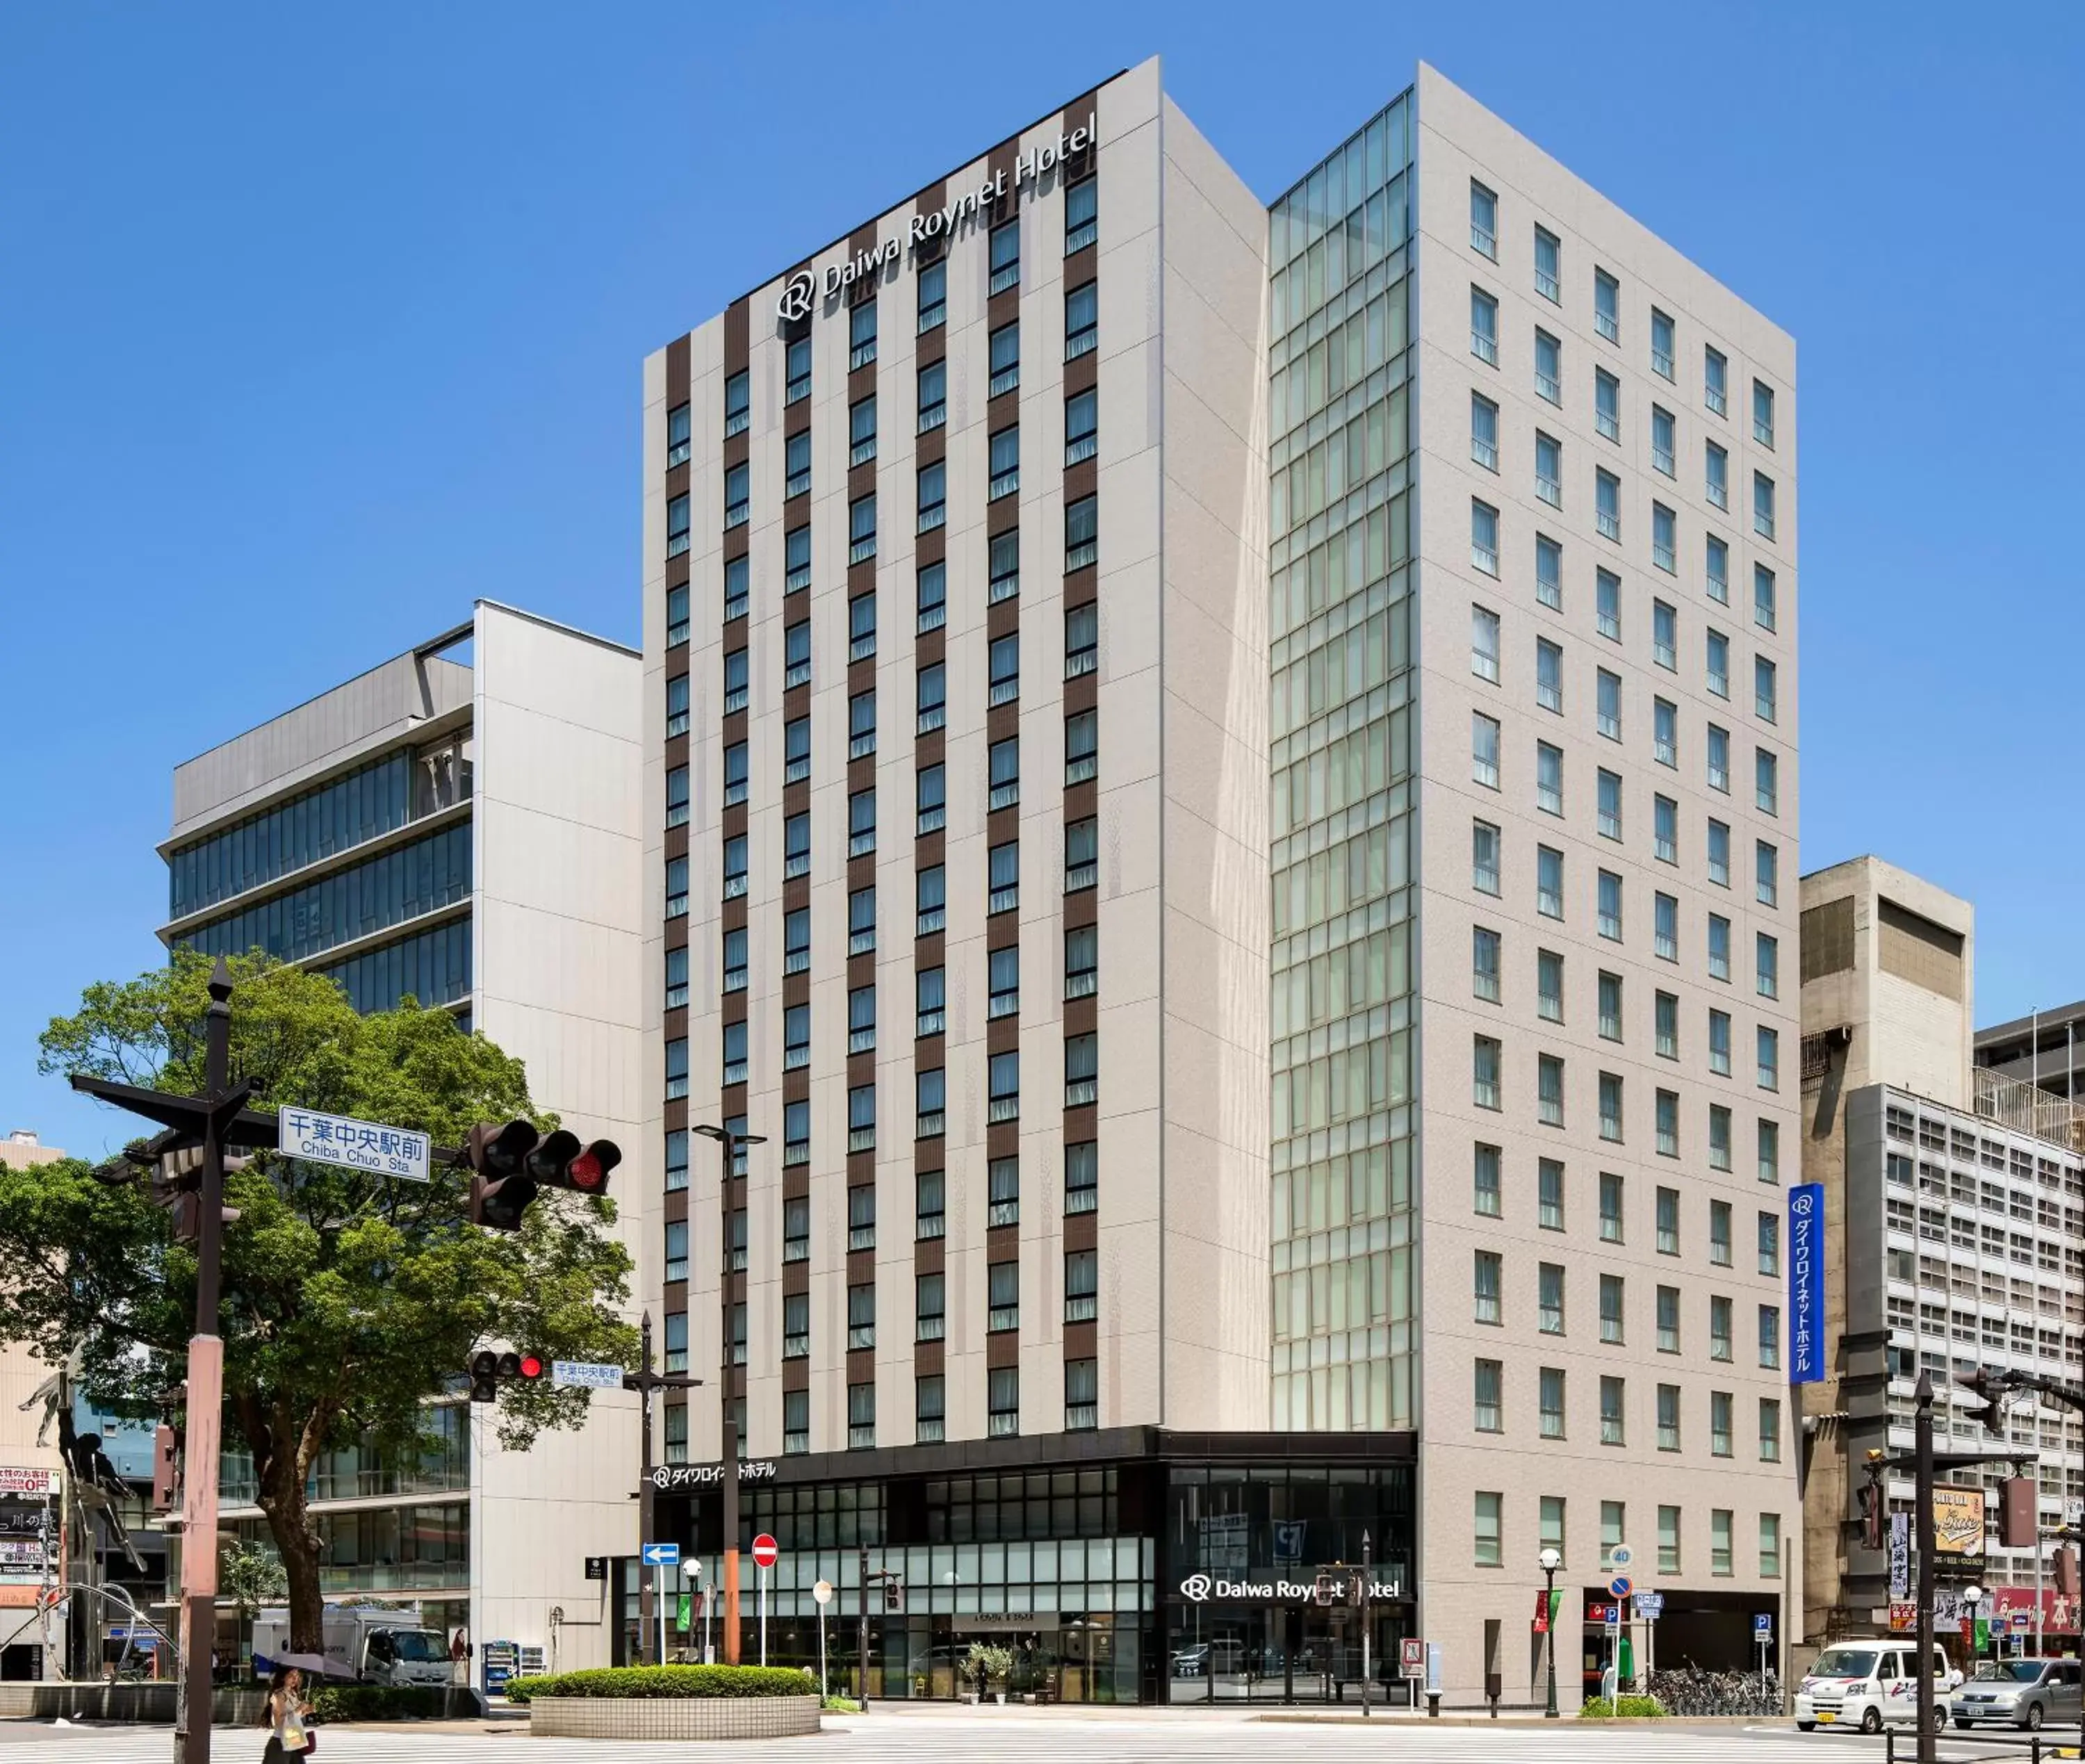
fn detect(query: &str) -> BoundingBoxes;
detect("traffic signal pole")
[693,1122,765,1669]
[620,1314,699,1665]
[1914,1373,1936,1764]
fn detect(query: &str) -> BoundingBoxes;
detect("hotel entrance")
[1166,1599,1410,1704]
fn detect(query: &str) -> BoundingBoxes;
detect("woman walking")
[259,1664,315,1760]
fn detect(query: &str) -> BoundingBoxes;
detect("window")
[1656,1088,1679,1156]
[1753,563,1776,632]
[1475,1143,1503,1217]
[1754,655,1777,724]
[1651,308,1675,381]
[1539,1157,1565,1228]
[721,1020,748,1086]
[785,430,812,502]
[916,1169,945,1240]
[849,392,878,465]
[1758,1118,1780,1185]
[850,591,877,662]
[1757,1026,1781,1093]
[722,835,747,899]
[665,1128,688,1194]
[1657,1285,1681,1353]
[1471,498,1499,575]
[1700,1295,1731,1365]
[665,673,689,742]
[988,218,1020,294]
[1471,714,1501,787]
[1536,533,1562,608]
[1598,869,1621,941]
[1065,175,1097,253]
[988,1261,1020,1332]
[1473,926,1502,1003]
[1535,741,1562,815]
[1657,1384,1681,1452]
[665,765,689,829]
[1065,494,1098,570]
[1535,432,1562,507]
[1474,1492,1503,1567]
[1065,1250,1097,1323]
[1756,933,1779,1000]
[1652,503,1676,573]
[1065,1358,1099,1432]
[914,1374,945,1445]
[664,1218,688,1282]
[1756,839,1779,907]
[1538,1054,1565,1126]
[1597,769,1621,841]
[989,631,1020,705]
[1596,470,1620,541]
[988,1157,1020,1227]
[916,864,945,936]
[1655,1185,1680,1255]
[1534,226,1560,302]
[846,1280,877,1351]
[847,983,876,1054]
[1759,1399,1782,1464]
[1704,345,1727,416]
[1651,405,1675,477]
[1756,1302,1783,1371]
[1536,637,1562,712]
[1065,600,1097,677]
[666,492,690,557]
[1655,990,1678,1059]
[1711,1510,1734,1576]
[1701,630,1730,701]
[1539,1369,1567,1439]
[1065,279,1097,359]
[723,462,749,529]
[849,689,876,760]
[667,854,689,920]
[847,786,875,856]
[988,945,1020,1020]
[1537,847,1563,920]
[785,617,811,690]
[1469,179,1496,256]
[1658,1505,1683,1574]
[917,359,947,432]
[1756,747,1779,814]
[1652,598,1677,669]
[1706,440,1728,509]
[916,966,945,1039]
[915,1068,943,1135]
[1753,471,1776,541]
[1709,1009,1732,1077]
[1598,1273,1622,1343]
[1473,1035,1502,1110]
[917,459,946,532]
[917,560,947,634]
[667,582,689,647]
[1594,268,1619,343]
[1475,1250,1502,1323]
[1536,947,1562,1022]
[1475,1357,1503,1431]
[1654,891,1678,961]
[989,839,1019,915]
[783,714,809,785]
[989,321,1020,398]
[1066,1141,1097,1214]
[784,1193,810,1261]
[1473,821,1502,895]
[1653,699,1676,767]
[1064,710,1097,786]
[1753,379,1776,448]
[1709,1389,1733,1457]
[847,1381,875,1451]
[1706,533,1730,604]
[1539,1263,1564,1334]
[1594,367,1619,440]
[1471,604,1501,682]
[781,333,812,405]
[1653,794,1677,864]
[1065,817,1098,893]
[988,1050,1020,1122]
[1596,568,1620,640]
[1709,1104,1733,1170]
[916,660,946,733]
[1598,970,1623,1042]
[915,256,947,332]
[1471,286,1499,365]
[914,1272,945,1344]
[1601,1376,1626,1446]
[849,491,876,563]
[1535,332,1568,407]
[1065,388,1098,466]
[847,1079,876,1152]
[1064,1031,1098,1107]
[1709,1200,1732,1266]
[1595,669,1621,741]
[1470,393,1499,470]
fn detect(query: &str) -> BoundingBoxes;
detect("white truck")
[251,1605,452,1688]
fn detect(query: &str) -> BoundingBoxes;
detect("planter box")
[530,1694,820,1741]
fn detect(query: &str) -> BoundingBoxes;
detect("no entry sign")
[751,1533,778,1570]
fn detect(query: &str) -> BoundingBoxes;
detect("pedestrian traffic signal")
[1957,1367,2009,1436]
[466,1120,622,1230]
[468,1348,549,1402]
[2057,1544,2079,1599]
[1349,1571,1367,1610]
[883,1578,903,1612]
[1856,1476,1885,1551]
[2000,1476,2036,1550]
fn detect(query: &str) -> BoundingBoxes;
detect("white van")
[1795,1641,1957,1733]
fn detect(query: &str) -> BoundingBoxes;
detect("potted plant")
[960,1642,988,1704]
[977,1644,1014,1705]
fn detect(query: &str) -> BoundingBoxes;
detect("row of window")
[1475,1359,1783,1455]
[1474,935,1777,1067]
[1471,812,1779,941]
[1473,597,1776,724]
[1471,1489,1781,1580]
[1471,1037,1781,1148]
[1468,179,1778,443]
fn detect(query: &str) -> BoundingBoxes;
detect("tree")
[0,950,638,1653]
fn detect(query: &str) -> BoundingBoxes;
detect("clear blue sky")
[3,1,2079,1158]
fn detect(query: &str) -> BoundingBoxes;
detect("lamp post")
[1962,1583,1985,1669]
[692,1123,764,1668]
[1538,1546,1562,1718]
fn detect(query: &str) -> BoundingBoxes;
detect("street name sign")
[279,1109,430,1182]
[552,1361,624,1390]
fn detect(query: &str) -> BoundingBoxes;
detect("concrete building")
[0,1133,67,1680]
[642,58,1799,1703]
[1977,1000,2085,1118]
[1797,856,2085,1656]
[159,603,645,1674]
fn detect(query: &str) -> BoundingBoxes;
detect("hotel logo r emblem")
[777,270,816,322]
[1179,1572,1213,1603]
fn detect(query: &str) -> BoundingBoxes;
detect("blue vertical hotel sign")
[1789,1184,1825,1384]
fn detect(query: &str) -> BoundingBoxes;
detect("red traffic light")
[566,1141,621,1192]
[518,1355,545,1382]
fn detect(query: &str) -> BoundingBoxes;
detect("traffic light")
[2000,1476,2037,1550]
[1956,1367,2009,1437]
[1856,1477,1885,1551]
[2057,1545,2079,1599]
[527,1128,622,1196]
[1313,1573,1336,1607]
[150,1423,181,1512]
[883,1578,903,1613]
[466,1121,623,1230]
[139,1145,247,1245]
[468,1348,548,1403]
[1349,1571,1367,1610]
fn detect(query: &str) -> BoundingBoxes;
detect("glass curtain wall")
[1265,93,1418,1433]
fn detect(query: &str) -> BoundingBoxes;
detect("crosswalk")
[0,1710,2036,1763]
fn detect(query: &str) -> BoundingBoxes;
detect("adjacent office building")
[644,58,1799,1701]
[1977,1001,2085,1115]
[160,603,646,1670]
[1799,856,2085,1654]
[0,1132,67,1681]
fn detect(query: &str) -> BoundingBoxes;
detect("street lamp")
[1963,1583,1985,1667]
[692,1123,765,1667]
[1538,1546,1563,1719]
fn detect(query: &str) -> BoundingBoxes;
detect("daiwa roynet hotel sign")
[778,115,1096,320]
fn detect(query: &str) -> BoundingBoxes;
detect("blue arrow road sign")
[641,1542,680,1566]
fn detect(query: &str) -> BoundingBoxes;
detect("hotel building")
[642,57,1799,1703]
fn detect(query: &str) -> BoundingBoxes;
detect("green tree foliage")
[0,950,637,1650]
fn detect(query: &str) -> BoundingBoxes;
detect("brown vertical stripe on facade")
[723,301,748,369]
[666,334,692,402]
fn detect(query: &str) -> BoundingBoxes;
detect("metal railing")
[1975,1068,2085,1152]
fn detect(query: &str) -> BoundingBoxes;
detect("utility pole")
[1913,1372,1936,1764]
[692,1123,764,1668]
[623,1314,700,1664]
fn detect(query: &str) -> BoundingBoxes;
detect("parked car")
[1794,1642,1954,1734]
[1952,1658,2084,1731]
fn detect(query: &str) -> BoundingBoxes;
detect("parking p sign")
[1753,1612,1773,1640]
